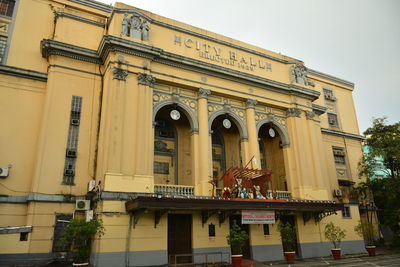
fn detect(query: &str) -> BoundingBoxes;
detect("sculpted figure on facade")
[142,20,150,41]
[290,64,308,86]
[121,13,129,36]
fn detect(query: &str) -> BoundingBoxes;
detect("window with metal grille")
[154,161,169,174]
[0,0,15,17]
[342,205,351,218]
[63,96,82,185]
[52,214,73,252]
[333,147,346,165]
[0,36,7,63]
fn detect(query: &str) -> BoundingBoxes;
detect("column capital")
[246,99,257,109]
[138,73,155,87]
[286,107,301,118]
[113,67,128,81]
[198,87,211,99]
[306,110,315,120]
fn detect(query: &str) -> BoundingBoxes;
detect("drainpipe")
[126,214,133,267]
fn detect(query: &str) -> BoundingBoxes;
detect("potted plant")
[226,220,249,267]
[324,222,346,260]
[354,220,376,256]
[61,218,105,266]
[277,221,297,264]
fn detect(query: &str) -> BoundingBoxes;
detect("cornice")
[308,69,354,88]
[41,39,100,64]
[0,65,47,82]
[321,128,364,141]
[67,0,112,13]
[312,104,327,116]
[57,12,105,28]
[0,226,32,234]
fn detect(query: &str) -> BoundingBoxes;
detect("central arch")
[208,109,248,140]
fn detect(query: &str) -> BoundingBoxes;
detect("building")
[362,145,391,180]
[0,0,367,266]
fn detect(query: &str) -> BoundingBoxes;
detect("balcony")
[154,184,195,197]
[267,190,292,200]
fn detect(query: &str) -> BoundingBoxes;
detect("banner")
[242,210,275,224]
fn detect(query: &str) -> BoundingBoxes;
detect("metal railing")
[168,252,231,266]
[154,184,195,197]
[267,190,292,200]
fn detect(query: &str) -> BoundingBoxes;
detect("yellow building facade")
[0,0,367,266]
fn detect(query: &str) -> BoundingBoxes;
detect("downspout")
[126,214,133,267]
[93,64,104,180]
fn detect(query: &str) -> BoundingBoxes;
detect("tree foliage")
[324,222,346,248]
[278,221,297,252]
[357,117,400,247]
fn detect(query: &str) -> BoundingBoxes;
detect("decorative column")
[245,99,261,169]
[196,87,212,196]
[134,72,155,188]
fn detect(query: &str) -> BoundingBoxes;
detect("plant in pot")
[61,218,105,266]
[354,220,376,256]
[277,221,297,264]
[226,220,249,267]
[324,222,346,260]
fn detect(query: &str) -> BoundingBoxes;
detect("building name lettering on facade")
[174,35,272,72]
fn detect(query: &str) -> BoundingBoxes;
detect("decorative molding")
[0,65,47,82]
[138,73,155,87]
[306,111,315,120]
[56,12,105,27]
[312,104,327,116]
[67,0,112,13]
[120,13,150,41]
[286,108,301,118]
[112,66,128,81]
[49,64,102,77]
[321,128,364,141]
[246,99,257,109]
[171,92,180,103]
[98,35,321,101]
[41,39,100,64]
[308,68,354,89]
[0,193,83,204]
[198,87,210,99]
[256,115,290,147]
[0,226,32,234]
[223,103,231,112]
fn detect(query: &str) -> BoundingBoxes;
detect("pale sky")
[97,0,400,134]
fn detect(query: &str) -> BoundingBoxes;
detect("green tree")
[358,117,400,247]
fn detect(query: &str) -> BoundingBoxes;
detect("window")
[19,232,28,241]
[0,0,15,17]
[333,147,346,165]
[323,88,335,101]
[0,36,7,63]
[154,161,169,174]
[63,96,82,185]
[327,113,339,128]
[52,214,73,252]
[342,205,351,218]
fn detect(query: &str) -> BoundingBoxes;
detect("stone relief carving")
[112,67,128,81]
[255,112,287,130]
[290,64,308,86]
[121,13,150,41]
[286,107,301,118]
[153,87,198,117]
[306,110,315,120]
[138,73,155,87]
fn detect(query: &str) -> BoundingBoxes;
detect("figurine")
[247,188,254,199]
[254,185,265,199]
[235,178,242,198]
[222,187,231,200]
[241,188,248,199]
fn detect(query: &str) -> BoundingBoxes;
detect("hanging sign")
[242,210,275,224]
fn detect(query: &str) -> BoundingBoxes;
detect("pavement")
[252,253,400,267]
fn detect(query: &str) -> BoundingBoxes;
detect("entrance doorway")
[168,214,192,264]
[229,215,251,259]
[280,215,298,254]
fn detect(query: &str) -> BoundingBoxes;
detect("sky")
[97,0,400,134]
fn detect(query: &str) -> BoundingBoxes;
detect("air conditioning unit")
[75,200,90,211]
[88,180,96,192]
[71,118,80,126]
[66,149,77,158]
[0,167,9,178]
[333,189,343,197]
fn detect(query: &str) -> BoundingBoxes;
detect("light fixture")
[170,109,180,120]
[223,118,231,129]
[268,128,275,138]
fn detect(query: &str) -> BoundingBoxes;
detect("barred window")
[0,0,15,17]
[52,214,73,252]
[154,161,169,174]
[342,205,351,218]
[333,147,346,165]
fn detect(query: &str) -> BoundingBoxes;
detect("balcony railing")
[154,184,195,197]
[268,190,292,200]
